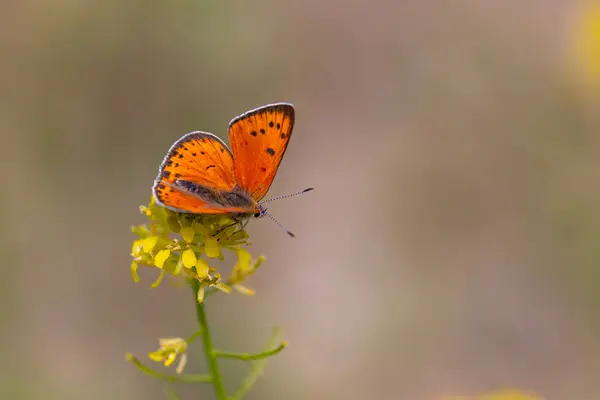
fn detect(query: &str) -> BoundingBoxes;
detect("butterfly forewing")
[153,131,249,214]
[228,103,295,201]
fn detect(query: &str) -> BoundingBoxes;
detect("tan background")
[2,1,600,399]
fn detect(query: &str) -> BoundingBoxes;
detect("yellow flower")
[442,389,544,400]
[570,1,600,94]
[230,248,265,295]
[148,337,188,374]
[130,196,265,296]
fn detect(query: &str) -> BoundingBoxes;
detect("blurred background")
[2,1,600,399]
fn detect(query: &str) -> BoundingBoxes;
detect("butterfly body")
[153,103,295,217]
[164,176,264,218]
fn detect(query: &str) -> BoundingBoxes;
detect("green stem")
[214,342,287,361]
[191,279,228,400]
[126,353,211,383]
[230,328,282,400]
[186,330,202,344]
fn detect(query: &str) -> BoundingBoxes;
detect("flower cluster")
[148,337,189,374]
[130,196,265,300]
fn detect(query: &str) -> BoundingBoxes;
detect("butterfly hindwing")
[153,131,250,214]
[153,181,248,214]
[228,103,295,201]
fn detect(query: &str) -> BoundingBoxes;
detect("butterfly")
[152,103,311,236]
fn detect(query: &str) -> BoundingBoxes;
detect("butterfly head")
[254,204,268,219]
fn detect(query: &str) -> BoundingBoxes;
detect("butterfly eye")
[254,205,268,218]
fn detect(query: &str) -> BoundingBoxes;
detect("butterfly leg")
[213,217,244,237]
[241,218,250,229]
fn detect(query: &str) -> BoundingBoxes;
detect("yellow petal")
[180,226,195,243]
[253,255,266,271]
[131,239,143,256]
[204,238,222,259]
[181,248,197,268]
[234,284,256,296]
[131,238,152,258]
[142,236,159,253]
[130,261,140,283]
[173,258,184,275]
[151,269,166,288]
[164,351,177,366]
[213,282,232,293]
[160,337,186,348]
[195,257,209,279]
[236,248,252,270]
[139,205,152,217]
[148,351,164,362]
[154,249,171,268]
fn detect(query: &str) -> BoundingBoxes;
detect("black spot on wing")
[266,148,275,156]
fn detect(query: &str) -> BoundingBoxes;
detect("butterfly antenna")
[260,188,314,204]
[263,211,296,238]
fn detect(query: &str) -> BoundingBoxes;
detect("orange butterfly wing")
[153,131,251,214]
[228,103,295,201]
